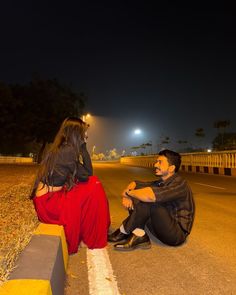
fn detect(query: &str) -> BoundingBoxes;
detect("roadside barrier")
[120,150,236,177]
[0,156,33,164]
[0,223,68,295]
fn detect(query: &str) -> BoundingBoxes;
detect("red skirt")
[33,176,110,254]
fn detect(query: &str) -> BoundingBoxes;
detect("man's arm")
[152,177,188,203]
[122,181,136,195]
[121,181,136,210]
[126,187,156,202]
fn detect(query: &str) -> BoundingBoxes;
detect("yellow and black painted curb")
[180,165,236,176]
[0,223,68,295]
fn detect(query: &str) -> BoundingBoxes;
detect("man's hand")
[122,181,136,198]
[126,181,136,191]
[126,187,156,202]
[122,196,134,210]
[121,181,136,210]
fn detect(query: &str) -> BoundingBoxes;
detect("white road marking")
[194,182,226,190]
[87,248,120,295]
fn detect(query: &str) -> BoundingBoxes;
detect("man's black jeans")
[122,200,187,246]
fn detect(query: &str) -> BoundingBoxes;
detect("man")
[108,149,195,251]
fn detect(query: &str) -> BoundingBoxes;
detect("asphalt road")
[65,162,236,295]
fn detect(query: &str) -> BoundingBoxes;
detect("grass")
[0,165,39,285]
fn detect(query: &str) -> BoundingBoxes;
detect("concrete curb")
[0,223,68,295]
[180,165,236,176]
[0,156,33,164]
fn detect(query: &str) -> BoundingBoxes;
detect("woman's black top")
[42,143,93,186]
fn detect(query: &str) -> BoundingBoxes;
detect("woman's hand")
[122,196,134,210]
[84,131,88,143]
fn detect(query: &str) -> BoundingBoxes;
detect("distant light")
[134,129,141,135]
[207,149,212,153]
[82,113,91,122]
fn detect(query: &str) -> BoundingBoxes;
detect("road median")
[0,223,68,295]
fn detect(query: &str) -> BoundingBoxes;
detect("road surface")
[65,162,236,295]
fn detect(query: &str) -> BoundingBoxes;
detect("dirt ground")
[0,164,39,284]
[0,164,38,195]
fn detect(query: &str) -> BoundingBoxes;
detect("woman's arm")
[80,142,93,175]
[75,143,93,182]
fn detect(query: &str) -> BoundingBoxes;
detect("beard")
[155,169,168,177]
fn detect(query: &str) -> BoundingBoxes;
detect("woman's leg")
[81,176,110,248]
[34,177,110,254]
[33,191,79,254]
[33,191,65,224]
[66,176,110,250]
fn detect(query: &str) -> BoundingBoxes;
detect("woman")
[31,117,110,254]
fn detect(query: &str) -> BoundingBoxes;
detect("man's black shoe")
[108,228,129,243]
[114,233,151,251]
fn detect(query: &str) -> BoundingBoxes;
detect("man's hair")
[158,149,181,172]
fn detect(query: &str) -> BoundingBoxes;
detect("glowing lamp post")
[134,129,142,135]
[131,128,142,156]
[82,113,90,122]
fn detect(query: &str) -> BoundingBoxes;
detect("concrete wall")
[0,156,33,164]
[120,151,236,177]
[0,224,68,295]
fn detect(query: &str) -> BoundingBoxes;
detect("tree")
[156,135,170,153]
[176,140,190,152]
[0,78,86,157]
[213,120,231,146]
[195,128,205,138]
[177,140,188,144]
[130,146,140,153]
[140,143,147,155]
[214,120,231,133]
[194,128,205,151]
[27,78,85,144]
[212,133,236,151]
[145,142,153,154]
[91,152,105,161]
[0,82,29,154]
[161,136,170,144]
[108,148,120,159]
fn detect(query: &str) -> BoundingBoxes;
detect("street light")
[82,113,91,122]
[134,128,142,135]
[131,128,143,155]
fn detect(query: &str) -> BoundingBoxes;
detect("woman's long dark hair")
[31,117,88,198]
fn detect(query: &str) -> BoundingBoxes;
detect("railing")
[180,150,236,168]
[1,151,236,170]
[120,150,236,169]
[0,156,34,164]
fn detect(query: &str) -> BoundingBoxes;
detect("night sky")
[1,2,236,154]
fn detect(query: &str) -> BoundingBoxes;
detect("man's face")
[154,155,175,179]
